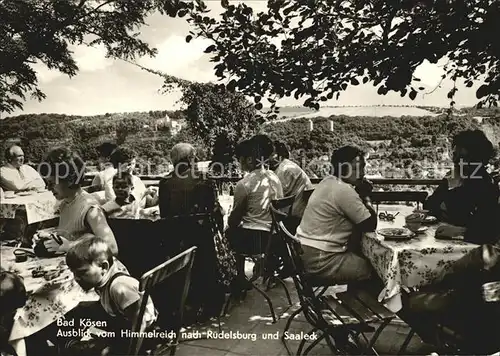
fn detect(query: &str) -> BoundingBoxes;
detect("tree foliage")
[0,0,178,114]
[133,63,263,149]
[1,106,498,177]
[173,0,499,113]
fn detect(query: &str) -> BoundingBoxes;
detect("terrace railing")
[81,173,442,189]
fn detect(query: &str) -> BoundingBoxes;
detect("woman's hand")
[435,224,466,239]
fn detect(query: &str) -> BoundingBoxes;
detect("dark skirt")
[228,227,271,256]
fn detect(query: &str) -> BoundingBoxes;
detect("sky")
[7,1,482,117]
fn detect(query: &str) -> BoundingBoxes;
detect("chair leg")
[398,329,415,355]
[362,318,391,355]
[296,338,308,356]
[283,305,304,334]
[274,276,293,306]
[303,333,326,356]
[296,328,318,356]
[250,280,277,323]
[324,333,340,354]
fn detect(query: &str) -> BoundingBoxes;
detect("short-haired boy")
[64,237,157,354]
[102,173,157,217]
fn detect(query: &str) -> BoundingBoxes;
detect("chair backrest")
[302,188,315,204]
[270,197,295,234]
[276,221,319,311]
[107,218,166,278]
[271,195,296,216]
[128,246,197,355]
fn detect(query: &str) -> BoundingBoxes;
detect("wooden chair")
[370,191,428,212]
[270,195,297,218]
[163,213,227,326]
[223,198,296,323]
[277,221,396,356]
[128,246,197,356]
[106,217,170,278]
[302,187,315,204]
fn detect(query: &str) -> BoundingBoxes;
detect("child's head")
[66,237,114,291]
[0,271,27,317]
[112,172,134,202]
[0,270,27,348]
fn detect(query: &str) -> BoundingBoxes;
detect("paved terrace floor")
[154,265,436,356]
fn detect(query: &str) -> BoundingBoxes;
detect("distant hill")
[269,105,442,121]
[1,105,498,177]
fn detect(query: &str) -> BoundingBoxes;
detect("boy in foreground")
[63,237,157,355]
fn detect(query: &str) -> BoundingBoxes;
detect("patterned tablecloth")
[107,195,233,221]
[0,246,99,341]
[108,206,161,221]
[361,204,478,312]
[0,191,60,224]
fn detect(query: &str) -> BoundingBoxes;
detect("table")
[361,205,478,312]
[0,191,60,224]
[0,246,98,341]
[108,206,160,222]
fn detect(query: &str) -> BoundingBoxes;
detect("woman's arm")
[228,183,248,229]
[464,181,500,244]
[423,178,448,217]
[85,206,118,255]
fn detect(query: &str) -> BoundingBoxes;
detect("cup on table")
[14,249,28,263]
[405,213,425,233]
[482,281,500,302]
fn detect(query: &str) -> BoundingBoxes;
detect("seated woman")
[159,143,227,321]
[424,130,499,244]
[0,271,27,356]
[296,146,378,286]
[227,135,283,290]
[39,147,118,255]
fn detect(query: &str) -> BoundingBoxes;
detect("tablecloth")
[361,205,478,312]
[1,191,60,224]
[0,246,99,341]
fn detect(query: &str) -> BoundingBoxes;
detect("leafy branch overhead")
[0,0,181,114]
[173,0,499,110]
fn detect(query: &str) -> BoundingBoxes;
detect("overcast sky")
[8,1,482,117]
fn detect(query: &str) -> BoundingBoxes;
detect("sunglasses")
[378,212,400,221]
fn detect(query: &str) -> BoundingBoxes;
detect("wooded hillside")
[1,106,498,177]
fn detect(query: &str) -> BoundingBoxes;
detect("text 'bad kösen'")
[56,319,317,341]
